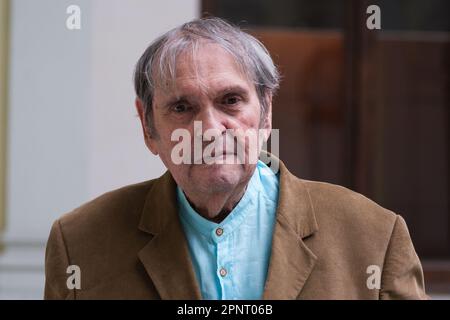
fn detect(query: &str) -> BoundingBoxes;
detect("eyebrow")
[215,85,249,98]
[161,85,249,109]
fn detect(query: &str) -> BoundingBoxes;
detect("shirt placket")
[213,226,233,300]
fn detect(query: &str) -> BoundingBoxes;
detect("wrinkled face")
[145,43,271,195]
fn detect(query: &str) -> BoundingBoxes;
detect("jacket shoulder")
[301,179,398,243]
[303,179,397,220]
[294,179,425,299]
[45,179,159,298]
[56,179,156,242]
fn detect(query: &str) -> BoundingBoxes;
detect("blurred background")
[0,0,448,299]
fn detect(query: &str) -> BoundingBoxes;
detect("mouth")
[196,152,237,164]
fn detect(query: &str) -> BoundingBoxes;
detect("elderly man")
[44,17,427,300]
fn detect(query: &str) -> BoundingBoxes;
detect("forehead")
[155,43,252,98]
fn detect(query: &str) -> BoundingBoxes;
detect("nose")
[195,105,227,136]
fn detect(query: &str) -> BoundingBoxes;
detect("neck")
[183,179,249,223]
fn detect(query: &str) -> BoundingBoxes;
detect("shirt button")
[215,227,224,236]
[219,267,227,277]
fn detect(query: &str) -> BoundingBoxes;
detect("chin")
[193,164,243,193]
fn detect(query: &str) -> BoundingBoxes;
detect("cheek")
[156,126,194,168]
[226,103,264,162]
[228,101,262,130]
[245,98,263,126]
[153,116,180,151]
[157,136,179,162]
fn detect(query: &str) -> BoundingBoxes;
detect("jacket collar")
[138,154,318,299]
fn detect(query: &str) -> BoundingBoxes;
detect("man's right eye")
[172,104,189,113]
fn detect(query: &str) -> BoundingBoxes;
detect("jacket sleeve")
[380,215,428,299]
[44,219,75,300]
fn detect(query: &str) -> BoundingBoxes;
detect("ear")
[135,98,159,155]
[261,92,273,141]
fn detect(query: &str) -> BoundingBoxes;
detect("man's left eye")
[222,95,241,105]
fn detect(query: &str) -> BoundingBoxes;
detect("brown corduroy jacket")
[44,159,427,299]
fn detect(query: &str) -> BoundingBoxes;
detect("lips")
[192,137,239,164]
[195,151,237,164]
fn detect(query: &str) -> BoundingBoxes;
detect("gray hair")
[134,17,280,137]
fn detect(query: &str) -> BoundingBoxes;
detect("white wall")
[5,0,92,243]
[0,0,199,299]
[88,0,200,197]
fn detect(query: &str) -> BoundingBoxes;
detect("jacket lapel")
[263,158,319,299]
[137,171,202,299]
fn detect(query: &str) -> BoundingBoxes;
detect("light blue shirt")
[176,160,280,300]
